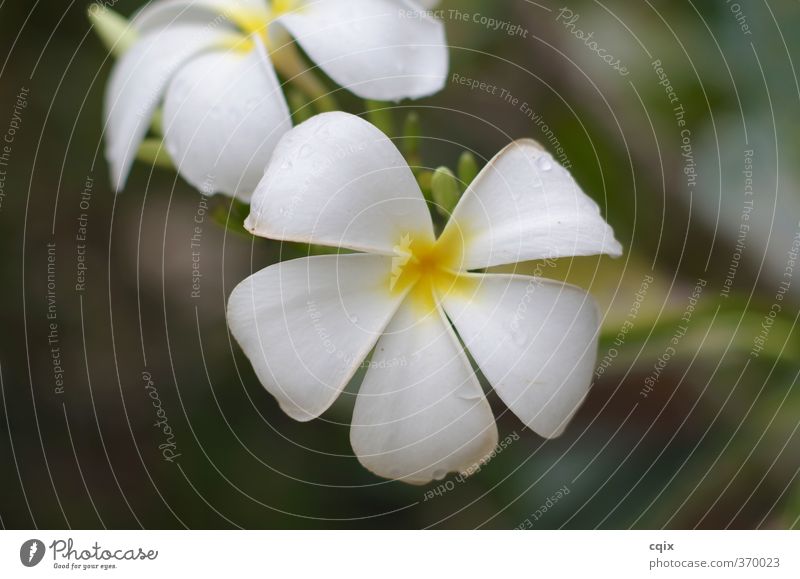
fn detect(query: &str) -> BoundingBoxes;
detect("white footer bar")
[1,531,797,577]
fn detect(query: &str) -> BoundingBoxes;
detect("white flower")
[103,0,448,199]
[227,112,623,484]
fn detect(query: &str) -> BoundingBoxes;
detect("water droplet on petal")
[512,327,529,347]
[245,97,259,112]
[457,388,482,401]
[298,144,312,159]
[314,122,330,137]
[537,156,553,171]
[209,105,224,121]
[349,18,363,32]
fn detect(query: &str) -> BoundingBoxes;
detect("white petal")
[227,254,405,421]
[247,112,434,253]
[351,299,498,485]
[441,274,600,438]
[406,0,440,8]
[163,40,291,199]
[442,139,623,270]
[273,0,448,101]
[103,26,230,191]
[132,0,266,33]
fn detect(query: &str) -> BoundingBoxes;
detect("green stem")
[271,43,337,113]
[365,100,395,136]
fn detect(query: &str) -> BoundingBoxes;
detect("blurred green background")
[0,0,799,529]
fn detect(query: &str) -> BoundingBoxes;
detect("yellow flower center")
[225,0,303,51]
[390,229,477,316]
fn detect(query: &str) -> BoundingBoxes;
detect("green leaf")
[150,108,164,136]
[431,167,461,218]
[784,481,800,528]
[88,4,137,57]
[136,139,173,170]
[417,170,434,203]
[457,151,479,190]
[210,197,251,237]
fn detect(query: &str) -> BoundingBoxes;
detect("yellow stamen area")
[389,228,477,316]
[223,0,302,51]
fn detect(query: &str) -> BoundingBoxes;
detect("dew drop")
[537,156,553,171]
[245,97,259,112]
[512,327,528,347]
[347,12,364,33]
[314,122,330,137]
[457,388,482,401]
[210,105,226,121]
[298,144,313,159]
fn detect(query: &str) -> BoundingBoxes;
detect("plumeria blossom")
[103,0,447,198]
[228,112,623,484]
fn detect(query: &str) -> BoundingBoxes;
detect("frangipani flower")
[103,0,447,198]
[228,112,623,484]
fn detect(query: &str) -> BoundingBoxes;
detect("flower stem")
[365,100,395,136]
[271,43,337,113]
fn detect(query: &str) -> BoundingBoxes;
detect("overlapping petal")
[162,39,291,199]
[441,275,600,438]
[246,112,434,253]
[227,253,407,421]
[441,139,623,270]
[351,297,498,484]
[273,0,447,101]
[131,0,265,33]
[104,25,232,191]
